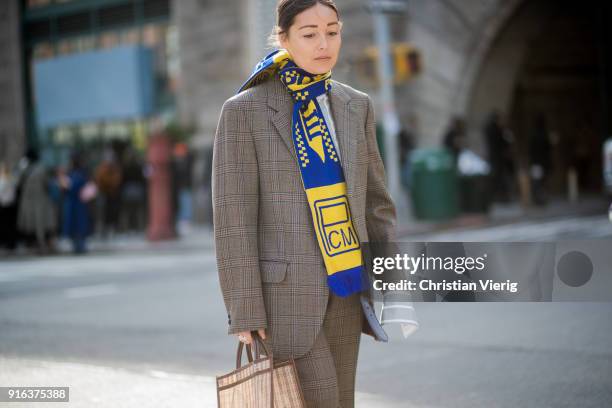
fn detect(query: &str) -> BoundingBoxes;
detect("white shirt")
[316,93,342,164]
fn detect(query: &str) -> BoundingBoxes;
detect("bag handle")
[249,332,270,361]
[235,331,271,369]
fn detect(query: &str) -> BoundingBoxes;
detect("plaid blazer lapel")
[328,80,355,201]
[268,77,296,165]
[267,77,355,195]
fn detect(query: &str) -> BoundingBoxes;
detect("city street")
[1,217,611,407]
[3,0,612,406]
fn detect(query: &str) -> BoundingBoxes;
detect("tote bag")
[216,332,306,407]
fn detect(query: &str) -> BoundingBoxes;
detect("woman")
[59,153,92,254]
[120,148,147,232]
[16,149,57,254]
[94,148,122,238]
[212,1,397,406]
[0,162,18,250]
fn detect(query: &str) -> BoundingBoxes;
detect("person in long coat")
[0,162,18,250]
[60,153,92,254]
[16,150,57,253]
[212,1,399,406]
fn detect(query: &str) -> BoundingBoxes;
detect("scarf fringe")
[327,266,364,297]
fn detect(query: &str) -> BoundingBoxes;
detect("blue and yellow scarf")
[238,49,365,297]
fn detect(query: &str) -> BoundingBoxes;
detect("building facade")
[1,0,610,198]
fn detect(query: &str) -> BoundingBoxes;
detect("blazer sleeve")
[212,99,267,335]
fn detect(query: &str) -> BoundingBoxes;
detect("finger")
[258,329,266,339]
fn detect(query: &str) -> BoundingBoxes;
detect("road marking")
[148,370,216,383]
[0,253,217,283]
[64,284,118,299]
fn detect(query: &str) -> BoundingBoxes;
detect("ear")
[278,32,288,49]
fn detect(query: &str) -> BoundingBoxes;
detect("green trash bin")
[410,148,459,220]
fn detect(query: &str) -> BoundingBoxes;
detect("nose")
[318,34,328,50]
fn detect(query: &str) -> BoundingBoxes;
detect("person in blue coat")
[59,153,92,254]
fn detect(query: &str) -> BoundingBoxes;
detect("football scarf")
[238,49,364,297]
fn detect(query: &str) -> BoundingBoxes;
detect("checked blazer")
[212,74,398,360]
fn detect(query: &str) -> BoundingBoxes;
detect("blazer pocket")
[259,259,289,283]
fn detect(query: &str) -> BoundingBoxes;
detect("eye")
[304,33,315,38]
[328,31,338,36]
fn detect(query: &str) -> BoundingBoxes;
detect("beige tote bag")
[216,332,306,407]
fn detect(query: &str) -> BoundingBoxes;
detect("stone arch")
[464,0,604,196]
[453,0,525,117]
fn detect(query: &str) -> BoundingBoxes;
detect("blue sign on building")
[34,44,155,129]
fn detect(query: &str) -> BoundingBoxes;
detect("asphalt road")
[1,218,611,407]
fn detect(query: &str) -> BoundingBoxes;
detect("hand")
[58,174,71,189]
[236,329,266,345]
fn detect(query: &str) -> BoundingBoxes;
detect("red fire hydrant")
[146,132,176,241]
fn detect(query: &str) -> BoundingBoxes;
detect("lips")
[315,57,331,60]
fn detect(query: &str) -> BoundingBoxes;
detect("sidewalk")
[77,195,612,249]
[397,195,610,237]
[0,357,407,408]
[0,225,216,259]
[3,195,608,258]
[73,225,215,254]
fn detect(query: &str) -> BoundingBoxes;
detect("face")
[279,3,342,75]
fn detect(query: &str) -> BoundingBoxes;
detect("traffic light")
[392,43,422,82]
[354,43,423,84]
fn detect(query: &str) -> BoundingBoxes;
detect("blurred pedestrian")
[192,144,214,226]
[443,116,466,162]
[94,148,122,239]
[484,110,514,202]
[120,148,147,233]
[529,113,552,205]
[0,162,18,250]
[16,149,57,254]
[399,126,416,168]
[398,125,416,191]
[171,142,193,234]
[59,153,92,254]
[13,150,37,248]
